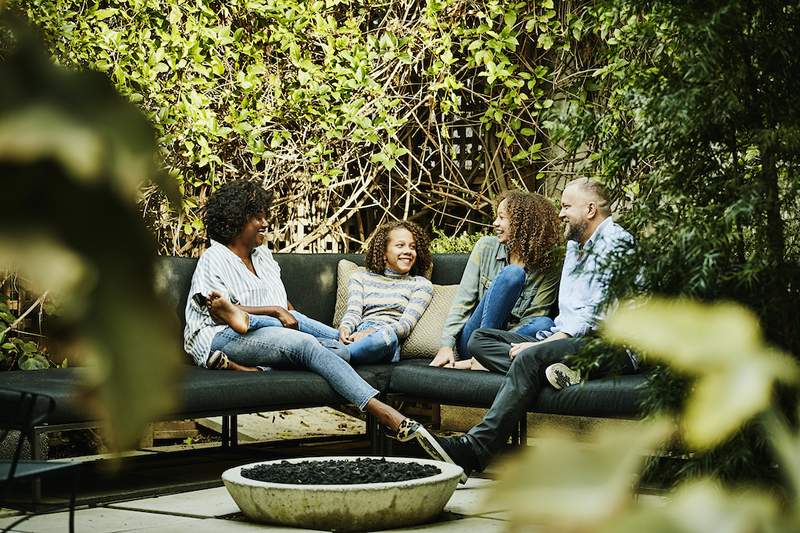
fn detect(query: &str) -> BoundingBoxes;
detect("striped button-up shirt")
[183,241,288,367]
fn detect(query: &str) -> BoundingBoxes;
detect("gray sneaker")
[546,363,582,390]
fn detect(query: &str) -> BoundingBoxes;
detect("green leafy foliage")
[605,298,799,449]
[13,0,598,253]
[558,0,800,483]
[429,228,487,253]
[0,291,58,371]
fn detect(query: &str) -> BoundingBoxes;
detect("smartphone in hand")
[192,292,208,307]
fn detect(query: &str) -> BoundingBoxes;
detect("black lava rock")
[241,458,441,485]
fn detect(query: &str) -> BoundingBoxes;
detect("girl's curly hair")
[497,190,562,272]
[365,220,432,276]
[205,180,273,245]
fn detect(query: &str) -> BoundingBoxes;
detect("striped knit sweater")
[340,269,433,341]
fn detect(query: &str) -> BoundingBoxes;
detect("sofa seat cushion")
[0,368,89,425]
[175,365,396,418]
[388,364,647,418]
[0,365,399,427]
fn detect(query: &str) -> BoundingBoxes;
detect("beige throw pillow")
[400,283,459,359]
[333,259,366,327]
[333,259,458,359]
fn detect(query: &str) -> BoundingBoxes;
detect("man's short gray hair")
[566,177,611,216]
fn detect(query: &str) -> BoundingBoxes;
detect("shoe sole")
[546,365,581,390]
[412,426,468,484]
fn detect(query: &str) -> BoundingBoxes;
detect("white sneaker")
[546,363,582,390]
[207,350,230,369]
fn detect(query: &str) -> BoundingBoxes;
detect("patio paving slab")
[129,517,323,532]
[382,516,510,532]
[457,477,495,490]
[0,507,199,533]
[108,486,239,518]
[444,484,506,516]
[0,475,510,532]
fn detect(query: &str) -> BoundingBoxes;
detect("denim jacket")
[439,236,561,348]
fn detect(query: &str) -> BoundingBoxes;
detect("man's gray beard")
[564,221,588,242]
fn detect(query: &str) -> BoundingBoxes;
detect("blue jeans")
[209,316,379,410]
[516,316,556,337]
[456,265,553,358]
[305,320,399,365]
[246,311,340,344]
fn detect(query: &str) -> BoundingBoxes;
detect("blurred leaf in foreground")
[0,16,182,451]
[599,479,778,533]
[485,418,673,531]
[604,298,799,449]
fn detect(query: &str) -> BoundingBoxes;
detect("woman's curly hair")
[365,220,432,276]
[205,180,274,245]
[497,190,562,272]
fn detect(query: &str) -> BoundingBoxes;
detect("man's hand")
[275,308,298,329]
[509,342,537,359]
[508,332,571,358]
[430,346,455,367]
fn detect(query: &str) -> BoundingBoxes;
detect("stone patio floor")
[0,476,510,532]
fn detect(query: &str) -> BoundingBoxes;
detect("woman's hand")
[339,328,354,344]
[349,328,376,342]
[430,346,455,367]
[275,308,298,329]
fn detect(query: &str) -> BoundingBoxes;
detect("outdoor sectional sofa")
[0,253,647,461]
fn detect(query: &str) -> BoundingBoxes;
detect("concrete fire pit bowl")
[222,456,463,531]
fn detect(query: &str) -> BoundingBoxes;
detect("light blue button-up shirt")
[538,217,632,339]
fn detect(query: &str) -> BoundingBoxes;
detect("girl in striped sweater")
[336,221,434,364]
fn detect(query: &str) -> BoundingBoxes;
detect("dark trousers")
[465,328,634,470]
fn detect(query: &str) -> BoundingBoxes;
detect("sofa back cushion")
[155,252,468,332]
[274,253,364,323]
[154,255,199,332]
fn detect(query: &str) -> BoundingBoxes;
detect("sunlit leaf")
[683,356,796,449]
[604,298,768,369]
[597,480,778,533]
[486,419,673,530]
[604,298,799,449]
[0,106,102,180]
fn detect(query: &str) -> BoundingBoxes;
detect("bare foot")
[208,291,250,334]
[452,359,473,370]
[470,358,489,372]
[228,360,259,372]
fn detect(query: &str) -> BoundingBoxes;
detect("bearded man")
[423,178,638,477]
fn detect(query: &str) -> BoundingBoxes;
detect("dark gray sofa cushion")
[0,364,397,425]
[0,368,87,425]
[176,364,395,418]
[274,253,364,323]
[388,363,646,418]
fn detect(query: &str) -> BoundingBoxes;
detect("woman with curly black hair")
[430,190,562,369]
[335,220,433,364]
[182,181,449,460]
